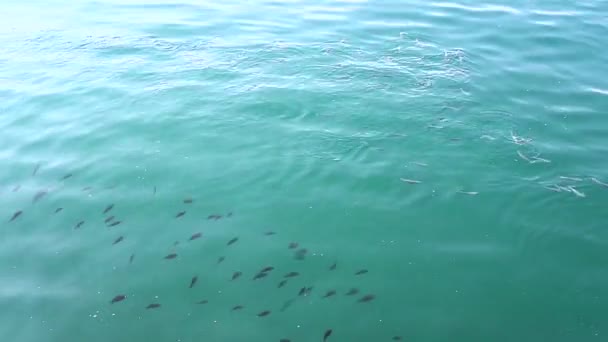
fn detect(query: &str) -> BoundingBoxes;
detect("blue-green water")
[2,0,608,341]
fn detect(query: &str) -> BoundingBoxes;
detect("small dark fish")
[175,211,186,218]
[82,187,92,192]
[257,310,271,317]
[12,185,20,192]
[280,339,291,342]
[153,186,156,195]
[280,299,295,312]
[323,290,336,298]
[278,280,288,288]
[9,210,23,222]
[189,232,202,241]
[253,272,268,280]
[231,271,242,281]
[146,303,161,309]
[75,221,85,229]
[288,242,299,249]
[329,262,337,271]
[183,198,193,204]
[227,212,233,217]
[113,236,124,245]
[259,266,274,273]
[305,287,313,295]
[196,300,208,305]
[108,221,121,227]
[129,254,135,264]
[264,231,276,236]
[32,163,41,176]
[189,276,198,288]
[227,237,238,246]
[104,216,115,223]
[298,287,306,296]
[207,214,222,220]
[32,190,47,203]
[61,173,72,180]
[214,215,223,220]
[284,272,299,278]
[355,269,368,276]
[231,305,244,311]
[173,241,180,246]
[323,329,333,342]
[164,253,177,260]
[358,294,376,303]
[55,208,63,213]
[110,295,126,304]
[294,248,308,260]
[217,256,225,264]
[392,337,403,341]
[346,288,359,296]
[103,204,114,214]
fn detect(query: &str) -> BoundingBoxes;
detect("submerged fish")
[591,177,608,188]
[104,216,115,223]
[288,242,299,249]
[257,310,271,317]
[231,271,242,281]
[189,276,198,288]
[217,256,225,264]
[9,211,23,222]
[294,248,308,260]
[231,305,244,311]
[284,272,299,278]
[55,208,63,213]
[75,221,85,229]
[12,185,20,192]
[280,339,291,342]
[113,236,124,245]
[32,163,41,176]
[108,221,121,227]
[358,294,376,303]
[323,290,336,298]
[323,329,333,342]
[392,337,403,341]
[129,254,135,264]
[153,186,156,195]
[346,288,359,296]
[253,272,268,280]
[183,198,193,204]
[329,263,337,271]
[103,204,114,214]
[189,232,202,241]
[259,266,274,273]
[355,269,368,276]
[278,280,288,288]
[196,300,208,305]
[175,211,186,218]
[164,253,177,260]
[146,303,161,309]
[280,299,295,312]
[110,295,126,304]
[227,237,239,246]
[264,231,276,236]
[82,187,92,192]
[33,190,47,203]
[61,173,72,180]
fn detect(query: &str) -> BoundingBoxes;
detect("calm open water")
[1,0,608,341]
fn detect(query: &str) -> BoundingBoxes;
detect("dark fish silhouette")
[207,214,222,220]
[105,216,115,223]
[12,185,20,192]
[257,310,271,317]
[75,221,84,229]
[183,198,193,204]
[129,254,135,264]
[217,256,225,264]
[189,232,202,241]
[278,280,288,288]
[298,287,306,296]
[329,263,337,271]
[153,186,156,195]
[323,290,336,298]
[346,288,359,296]
[32,163,41,176]
[305,287,313,295]
[175,211,186,218]
[189,276,198,288]
[82,187,92,191]
[108,221,121,227]
[164,253,177,260]
[103,204,114,214]
[33,190,47,203]
[55,208,63,213]
[288,242,299,249]
[259,266,274,273]
[146,303,161,309]
[392,337,403,341]
[323,329,333,342]
[110,295,126,304]
[358,294,376,303]
[61,173,72,180]
[284,272,299,278]
[253,272,268,280]
[280,339,291,342]
[196,300,208,305]
[227,237,238,246]
[227,212,233,217]
[355,269,368,275]
[231,305,244,311]
[173,241,180,246]
[294,248,307,260]
[264,231,276,236]
[231,271,242,281]
[280,299,295,312]
[113,236,124,245]
[9,211,23,222]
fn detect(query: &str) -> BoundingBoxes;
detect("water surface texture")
[1,0,608,341]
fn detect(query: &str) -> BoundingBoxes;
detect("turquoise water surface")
[1,0,608,341]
